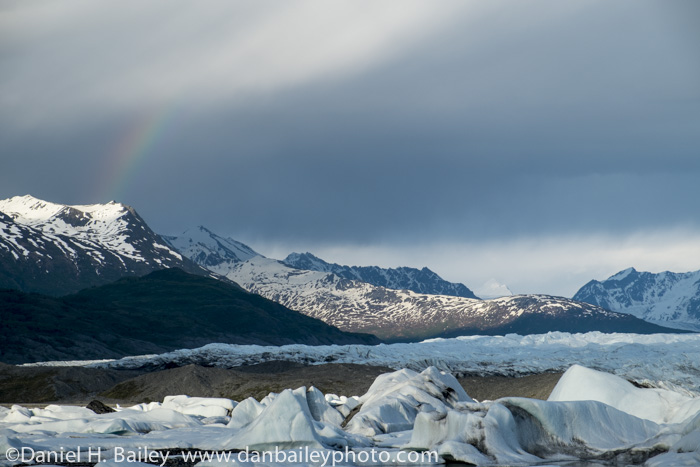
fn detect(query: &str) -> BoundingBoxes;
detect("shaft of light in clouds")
[1,0,473,128]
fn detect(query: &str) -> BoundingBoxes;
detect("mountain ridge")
[283,251,479,298]
[573,267,700,331]
[162,226,260,270]
[223,257,682,340]
[161,226,685,340]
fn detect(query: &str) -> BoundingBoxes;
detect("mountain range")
[574,267,700,331]
[0,195,694,353]
[164,226,681,340]
[221,256,678,340]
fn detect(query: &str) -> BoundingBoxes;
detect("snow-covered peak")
[574,266,700,331]
[0,195,200,295]
[0,194,65,221]
[163,226,260,272]
[607,267,637,282]
[0,194,158,262]
[0,194,128,224]
[474,279,513,299]
[235,255,335,286]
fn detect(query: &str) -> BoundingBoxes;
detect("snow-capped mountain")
[0,195,204,295]
[573,267,700,331]
[162,226,260,273]
[474,278,514,299]
[283,252,478,299]
[221,257,676,340]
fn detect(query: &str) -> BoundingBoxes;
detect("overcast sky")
[1,0,699,296]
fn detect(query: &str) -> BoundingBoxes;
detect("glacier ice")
[549,364,700,424]
[43,331,700,395]
[2,365,700,466]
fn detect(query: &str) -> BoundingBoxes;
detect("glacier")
[30,331,700,394]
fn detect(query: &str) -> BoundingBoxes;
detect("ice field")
[1,367,698,464]
[7,332,700,465]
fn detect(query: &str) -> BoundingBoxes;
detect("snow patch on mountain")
[608,267,636,282]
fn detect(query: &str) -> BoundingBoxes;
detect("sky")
[1,0,699,296]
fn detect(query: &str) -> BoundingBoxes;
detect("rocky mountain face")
[573,267,700,331]
[282,252,478,298]
[221,257,679,341]
[0,195,205,295]
[0,268,379,364]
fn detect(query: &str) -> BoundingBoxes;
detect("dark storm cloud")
[1,0,699,246]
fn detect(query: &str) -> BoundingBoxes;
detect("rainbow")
[99,102,178,202]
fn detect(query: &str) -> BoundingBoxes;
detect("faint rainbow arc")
[100,101,179,203]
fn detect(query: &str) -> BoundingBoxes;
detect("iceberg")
[1,364,700,466]
[549,364,700,424]
[345,367,472,436]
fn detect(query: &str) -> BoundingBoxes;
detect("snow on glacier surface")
[2,366,700,466]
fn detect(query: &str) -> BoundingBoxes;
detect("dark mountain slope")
[0,268,380,364]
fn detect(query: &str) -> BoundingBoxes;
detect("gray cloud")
[1,0,699,294]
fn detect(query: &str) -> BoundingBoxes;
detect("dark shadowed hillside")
[0,268,380,364]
